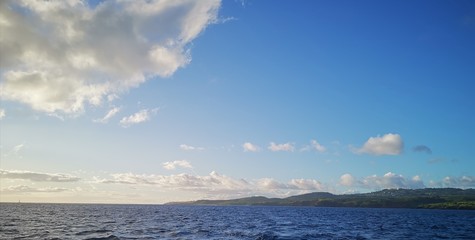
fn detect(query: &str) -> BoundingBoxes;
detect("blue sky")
[1,0,474,204]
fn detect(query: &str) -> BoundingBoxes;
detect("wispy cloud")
[268,142,295,152]
[93,107,121,123]
[96,171,329,198]
[339,172,424,190]
[119,108,158,127]
[12,144,24,154]
[1,185,68,193]
[429,176,475,188]
[180,144,205,151]
[354,133,403,156]
[0,108,5,120]
[301,139,326,153]
[412,145,432,154]
[242,142,260,152]
[0,0,221,115]
[0,169,80,182]
[163,160,193,170]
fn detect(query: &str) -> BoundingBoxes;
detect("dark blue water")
[1,203,474,239]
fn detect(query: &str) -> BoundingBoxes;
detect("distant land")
[166,188,475,210]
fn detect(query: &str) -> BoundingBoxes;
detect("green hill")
[166,188,475,210]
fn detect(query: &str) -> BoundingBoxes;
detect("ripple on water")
[1,204,474,240]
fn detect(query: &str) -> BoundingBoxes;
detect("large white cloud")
[355,133,403,155]
[0,0,221,115]
[0,169,80,182]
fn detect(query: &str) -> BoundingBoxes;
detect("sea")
[1,203,474,240]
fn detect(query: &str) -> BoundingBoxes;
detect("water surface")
[1,203,474,239]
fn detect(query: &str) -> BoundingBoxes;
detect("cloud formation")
[429,176,475,188]
[119,108,158,127]
[0,169,80,182]
[355,133,403,155]
[163,160,193,170]
[242,142,260,152]
[96,171,328,197]
[268,142,295,152]
[0,0,221,115]
[340,172,424,190]
[412,145,432,154]
[94,107,121,123]
[180,144,205,151]
[301,139,326,152]
[1,185,68,193]
[0,108,5,119]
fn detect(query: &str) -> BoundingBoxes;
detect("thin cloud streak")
[119,108,158,127]
[0,169,80,182]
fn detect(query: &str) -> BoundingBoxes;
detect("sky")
[0,0,474,204]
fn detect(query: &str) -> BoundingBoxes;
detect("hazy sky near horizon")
[1,0,474,204]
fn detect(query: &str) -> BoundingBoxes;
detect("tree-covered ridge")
[167,188,475,210]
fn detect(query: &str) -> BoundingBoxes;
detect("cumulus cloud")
[0,169,80,182]
[163,160,193,170]
[0,108,5,119]
[301,139,326,152]
[1,185,68,193]
[355,133,403,155]
[96,171,329,197]
[412,145,432,154]
[339,173,355,187]
[268,142,295,152]
[339,172,424,190]
[180,144,205,151]
[0,0,221,115]
[119,108,158,127]
[242,142,260,152]
[429,176,475,188]
[93,106,121,123]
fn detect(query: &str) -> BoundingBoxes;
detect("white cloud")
[0,108,5,119]
[180,144,205,151]
[1,185,68,193]
[96,171,330,198]
[339,172,424,190]
[429,176,475,188]
[0,169,80,182]
[93,107,121,123]
[0,0,221,115]
[339,173,355,187]
[355,133,403,155]
[12,143,24,154]
[301,139,326,152]
[268,142,295,152]
[163,160,193,170]
[119,108,158,127]
[242,142,260,152]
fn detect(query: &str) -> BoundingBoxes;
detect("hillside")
[166,188,475,210]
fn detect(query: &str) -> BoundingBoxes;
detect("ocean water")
[1,203,474,239]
